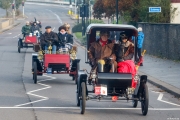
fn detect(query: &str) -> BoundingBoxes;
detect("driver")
[21,21,31,38]
[40,26,58,54]
[88,29,117,72]
[30,22,40,33]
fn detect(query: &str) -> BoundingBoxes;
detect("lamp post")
[116,0,118,24]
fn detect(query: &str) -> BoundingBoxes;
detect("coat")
[88,39,116,63]
[40,31,58,46]
[115,41,134,62]
[57,32,73,46]
[137,31,144,48]
[30,25,40,33]
[21,25,31,35]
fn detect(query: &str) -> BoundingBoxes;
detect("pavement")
[0,2,179,120]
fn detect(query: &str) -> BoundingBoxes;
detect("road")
[0,3,180,120]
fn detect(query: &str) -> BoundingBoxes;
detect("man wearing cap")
[21,21,31,38]
[88,29,117,73]
[40,26,58,54]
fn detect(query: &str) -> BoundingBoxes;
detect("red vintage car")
[76,24,149,116]
[32,43,80,84]
[18,31,41,53]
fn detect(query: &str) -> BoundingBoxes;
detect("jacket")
[88,39,116,63]
[21,25,31,35]
[137,31,144,48]
[30,25,40,33]
[115,41,134,62]
[57,32,73,46]
[40,31,58,46]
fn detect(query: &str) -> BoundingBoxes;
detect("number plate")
[47,68,52,74]
[95,85,107,96]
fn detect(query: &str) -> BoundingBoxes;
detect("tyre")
[75,62,80,84]
[76,85,80,106]
[18,41,21,53]
[141,84,149,116]
[80,82,86,114]
[33,62,37,84]
[132,95,138,108]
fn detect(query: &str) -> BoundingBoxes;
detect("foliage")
[93,0,177,23]
[0,0,11,16]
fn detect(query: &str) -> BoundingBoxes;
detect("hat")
[100,29,110,36]
[121,34,128,39]
[138,27,142,32]
[45,26,51,29]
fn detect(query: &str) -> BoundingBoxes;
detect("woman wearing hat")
[116,33,134,62]
[57,25,73,48]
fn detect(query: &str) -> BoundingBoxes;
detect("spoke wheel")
[75,62,79,84]
[141,84,149,116]
[33,62,37,84]
[80,82,86,114]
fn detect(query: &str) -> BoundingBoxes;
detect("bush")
[72,19,104,33]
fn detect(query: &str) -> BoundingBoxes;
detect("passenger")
[21,21,31,38]
[137,27,144,66]
[63,23,71,34]
[30,22,40,33]
[40,26,58,54]
[57,26,73,48]
[116,34,134,62]
[88,29,117,73]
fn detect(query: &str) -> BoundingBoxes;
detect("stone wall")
[138,22,180,60]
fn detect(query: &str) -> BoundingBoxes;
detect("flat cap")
[45,26,51,29]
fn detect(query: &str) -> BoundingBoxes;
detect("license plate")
[95,85,107,96]
[47,68,52,74]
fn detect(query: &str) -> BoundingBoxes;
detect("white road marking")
[15,75,56,107]
[8,33,12,34]
[0,107,180,110]
[52,27,55,31]
[13,34,21,38]
[46,9,62,24]
[157,93,180,107]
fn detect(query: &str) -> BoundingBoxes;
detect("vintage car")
[76,24,149,115]
[32,39,80,84]
[18,30,41,53]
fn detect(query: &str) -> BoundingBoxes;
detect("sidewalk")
[0,21,21,33]
[139,55,180,97]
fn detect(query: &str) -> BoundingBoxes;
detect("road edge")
[139,71,180,98]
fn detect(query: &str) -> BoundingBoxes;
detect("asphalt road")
[0,3,180,120]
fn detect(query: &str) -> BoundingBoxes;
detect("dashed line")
[13,33,21,38]
[46,9,62,24]
[15,75,56,107]
[52,27,55,31]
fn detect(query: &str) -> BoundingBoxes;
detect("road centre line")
[0,107,180,110]
[46,9,62,24]
[13,33,21,38]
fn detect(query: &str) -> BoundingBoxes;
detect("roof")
[86,24,138,36]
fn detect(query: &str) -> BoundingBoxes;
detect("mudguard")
[32,53,43,75]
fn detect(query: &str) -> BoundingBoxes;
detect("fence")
[138,22,180,60]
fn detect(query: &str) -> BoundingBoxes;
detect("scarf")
[100,39,108,47]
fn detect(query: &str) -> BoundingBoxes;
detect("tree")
[0,0,11,17]
[93,0,104,19]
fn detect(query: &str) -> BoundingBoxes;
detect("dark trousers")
[137,48,142,59]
